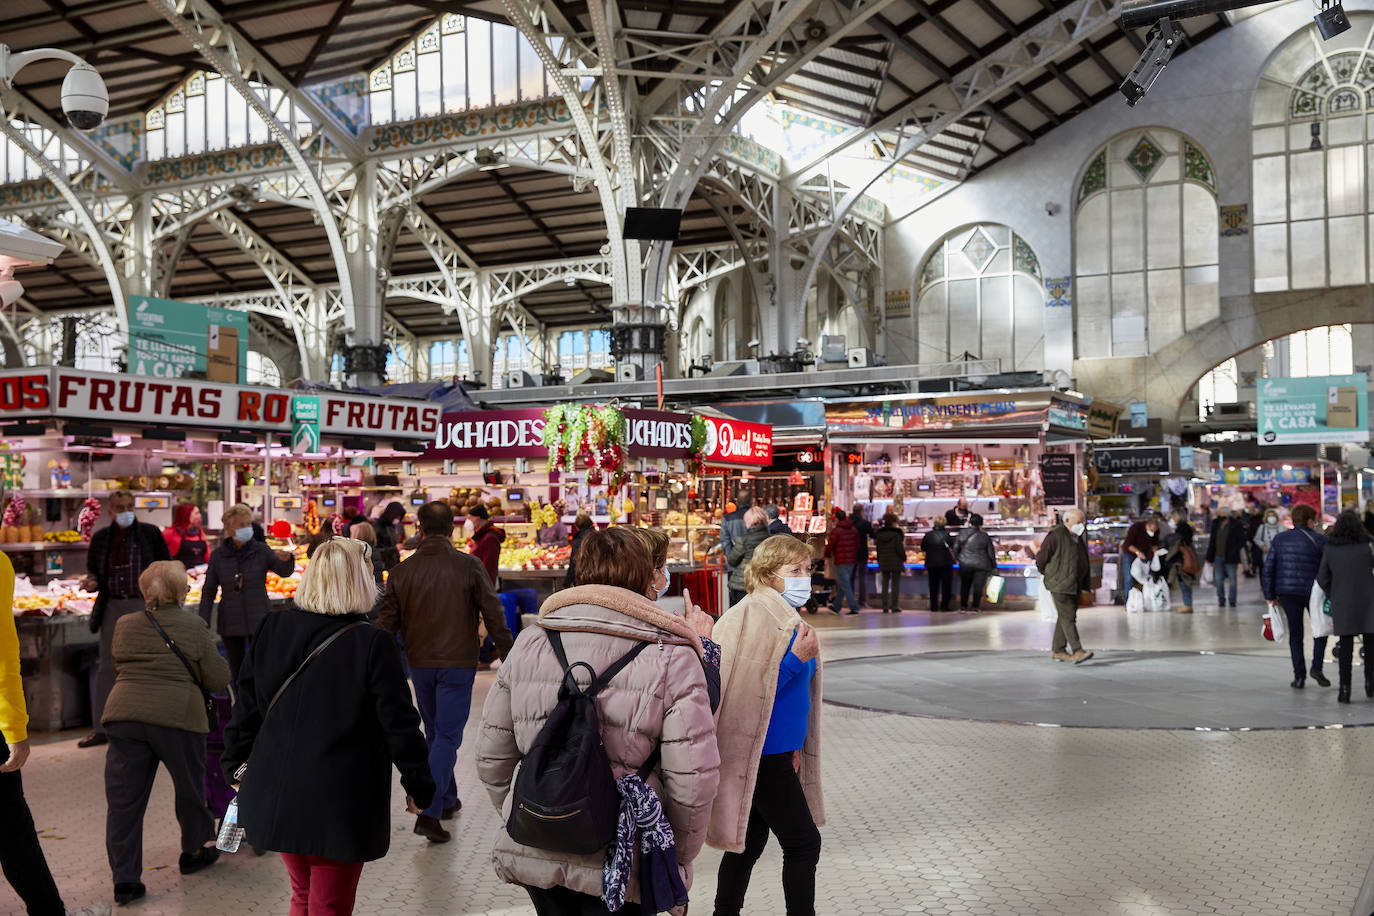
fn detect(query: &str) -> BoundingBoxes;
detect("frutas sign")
[0,368,441,442]
[701,417,773,466]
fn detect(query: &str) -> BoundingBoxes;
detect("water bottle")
[216,799,245,853]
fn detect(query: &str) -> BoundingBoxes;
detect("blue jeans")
[410,667,476,819]
[1178,577,1193,608]
[832,564,859,611]
[1213,561,1238,605]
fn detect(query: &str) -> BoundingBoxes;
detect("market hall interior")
[1,0,1374,914]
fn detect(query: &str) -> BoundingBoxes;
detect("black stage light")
[1120,18,1182,107]
[1315,0,1350,39]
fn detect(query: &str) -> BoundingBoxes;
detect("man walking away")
[378,502,514,844]
[1206,507,1244,607]
[721,493,752,604]
[766,505,793,536]
[850,504,874,609]
[1036,508,1093,664]
[81,490,170,748]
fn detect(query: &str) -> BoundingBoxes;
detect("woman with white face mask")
[709,534,825,916]
[198,503,296,688]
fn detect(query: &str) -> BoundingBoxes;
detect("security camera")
[60,62,108,130]
[1,45,108,131]
[0,278,22,308]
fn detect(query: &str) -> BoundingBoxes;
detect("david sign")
[1258,374,1369,445]
[701,417,773,466]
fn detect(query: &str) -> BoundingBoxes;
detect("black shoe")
[413,814,451,843]
[113,882,145,906]
[1365,668,1373,699]
[178,847,220,875]
[1339,686,1352,703]
[1229,602,1237,607]
[441,800,461,819]
[78,732,107,748]
[1291,677,1305,689]
[845,609,859,615]
[1310,668,1331,687]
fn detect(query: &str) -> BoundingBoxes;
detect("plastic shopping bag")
[1130,557,1150,586]
[984,575,1006,604]
[1037,580,1057,623]
[1263,603,1285,642]
[1144,579,1171,612]
[1309,582,1334,639]
[1125,588,1145,614]
[1200,563,1214,586]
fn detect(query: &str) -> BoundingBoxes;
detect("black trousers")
[1337,635,1374,689]
[728,588,746,608]
[223,636,248,687]
[714,752,822,916]
[525,884,628,915]
[878,570,901,611]
[959,569,989,609]
[105,721,215,885]
[927,566,953,610]
[0,739,66,916]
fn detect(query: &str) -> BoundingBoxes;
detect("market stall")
[824,389,1096,605]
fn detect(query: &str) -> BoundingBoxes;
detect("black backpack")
[507,629,655,855]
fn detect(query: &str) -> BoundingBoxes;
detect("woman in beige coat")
[710,534,824,916]
[477,526,720,915]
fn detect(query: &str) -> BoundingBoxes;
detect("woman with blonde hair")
[103,560,230,905]
[222,538,434,916]
[710,534,824,916]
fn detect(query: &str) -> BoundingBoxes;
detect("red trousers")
[280,853,365,915]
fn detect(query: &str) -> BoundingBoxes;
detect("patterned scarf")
[602,773,687,913]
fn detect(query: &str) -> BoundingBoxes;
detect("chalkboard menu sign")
[1040,453,1077,506]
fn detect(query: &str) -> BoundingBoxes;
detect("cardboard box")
[1327,384,1359,428]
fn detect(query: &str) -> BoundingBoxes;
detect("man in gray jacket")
[1036,508,1093,664]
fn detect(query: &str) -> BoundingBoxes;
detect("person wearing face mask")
[198,504,296,689]
[1035,508,1093,664]
[80,490,171,749]
[1252,507,1284,559]
[710,534,824,916]
[726,507,772,608]
[163,503,211,569]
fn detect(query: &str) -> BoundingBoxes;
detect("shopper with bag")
[1035,509,1093,664]
[221,538,435,916]
[1261,504,1328,689]
[476,526,719,915]
[921,518,956,611]
[103,560,230,906]
[1162,509,1199,613]
[955,514,997,612]
[873,513,906,613]
[1316,510,1374,703]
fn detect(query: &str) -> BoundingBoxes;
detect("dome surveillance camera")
[0,278,24,308]
[61,62,108,131]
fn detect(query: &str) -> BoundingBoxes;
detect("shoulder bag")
[145,610,219,731]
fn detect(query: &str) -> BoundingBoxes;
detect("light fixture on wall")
[1310,122,1323,151]
[1315,0,1350,39]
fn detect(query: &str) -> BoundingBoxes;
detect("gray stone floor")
[825,649,1374,729]
[3,575,1372,915]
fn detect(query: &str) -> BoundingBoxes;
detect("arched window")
[145,71,310,160]
[688,317,707,363]
[1074,129,1219,358]
[246,351,281,386]
[1252,19,1374,291]
[916,224,1044,370]
[454,339,472,379]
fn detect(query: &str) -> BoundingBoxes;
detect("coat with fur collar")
[708,585,825,853]
[476,584,720,903]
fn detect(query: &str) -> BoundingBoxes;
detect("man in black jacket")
[377,501,512,844]
[1205,507,1245,607]
[765,504,793,536]
[1036,508,1093,664]
[921,518,957,611]
[80,490,170,748]
[850,504,874,608]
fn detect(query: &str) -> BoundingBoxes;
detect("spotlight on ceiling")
[473,147,507,171]
[1315,0,1350,39]
[803,19,828,42]
[1119,18,1181,107]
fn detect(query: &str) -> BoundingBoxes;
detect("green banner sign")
[129,295,249,383]
[291,395,321,455]
[1258,374,1368,445]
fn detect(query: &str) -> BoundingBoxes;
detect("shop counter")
[15,614,98,732]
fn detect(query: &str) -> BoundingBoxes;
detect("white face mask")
[463,519,475,538]
[114,511,135,528]
[655,568,670,600]
[780,577,812,607]
[1070,523,1086,537]
[1266,515,1277,525]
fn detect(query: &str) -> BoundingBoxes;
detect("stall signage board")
[1093,446,1171,474]
[1258,374,1369,444]
[425,409,548,459]
[1129,402,1149,428]
[1048,397,1086,431]
[701,416,773,466]
[291,395,320,454]
[0,368,440,442]
[128,296,249,384]
[1086,400,1122,438]
[621,409,695,458]
[826,391,1070,433]
[1039,453,1077,505]
[1218,466,1311,485]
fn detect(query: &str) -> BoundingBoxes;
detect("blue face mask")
[655,568,670,600]
[234,526,254,543]
[114,511,134,528]
[781,577,812,608]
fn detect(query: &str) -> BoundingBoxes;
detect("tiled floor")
[5,575,1372,915]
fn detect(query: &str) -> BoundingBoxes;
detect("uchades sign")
[0,368,441,442]
[425,410,549,459]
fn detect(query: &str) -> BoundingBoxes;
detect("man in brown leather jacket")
[377,501,512,843]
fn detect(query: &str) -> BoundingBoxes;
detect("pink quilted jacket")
[476,585,720,903]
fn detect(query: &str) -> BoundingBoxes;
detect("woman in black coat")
[372,502,407,572]
[1316,510,1374,703]
[563,512,594,588]
[873,513,907,613]
[222,539,434,915]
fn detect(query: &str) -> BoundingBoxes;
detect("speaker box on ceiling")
[623,207,684,241]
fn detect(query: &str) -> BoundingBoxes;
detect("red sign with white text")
[424,410,548,459]
[0,369,441,442]
[701,416,773,466]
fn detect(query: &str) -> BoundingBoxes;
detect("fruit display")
[11,577,96,617]
[77,498,101,541]
[497,542,571,570]
[43,530,83,543]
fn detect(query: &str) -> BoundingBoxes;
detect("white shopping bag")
[1200,563,1214,586]
[1144,579,1171,612]
[1130,557,1150,586]
[1264,603,1286,642]
[1037,579,1057,623]
[1308,582,1334,639]
[1125,588,1145,614]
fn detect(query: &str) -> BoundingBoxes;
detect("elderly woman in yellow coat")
[709,534,825,916]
